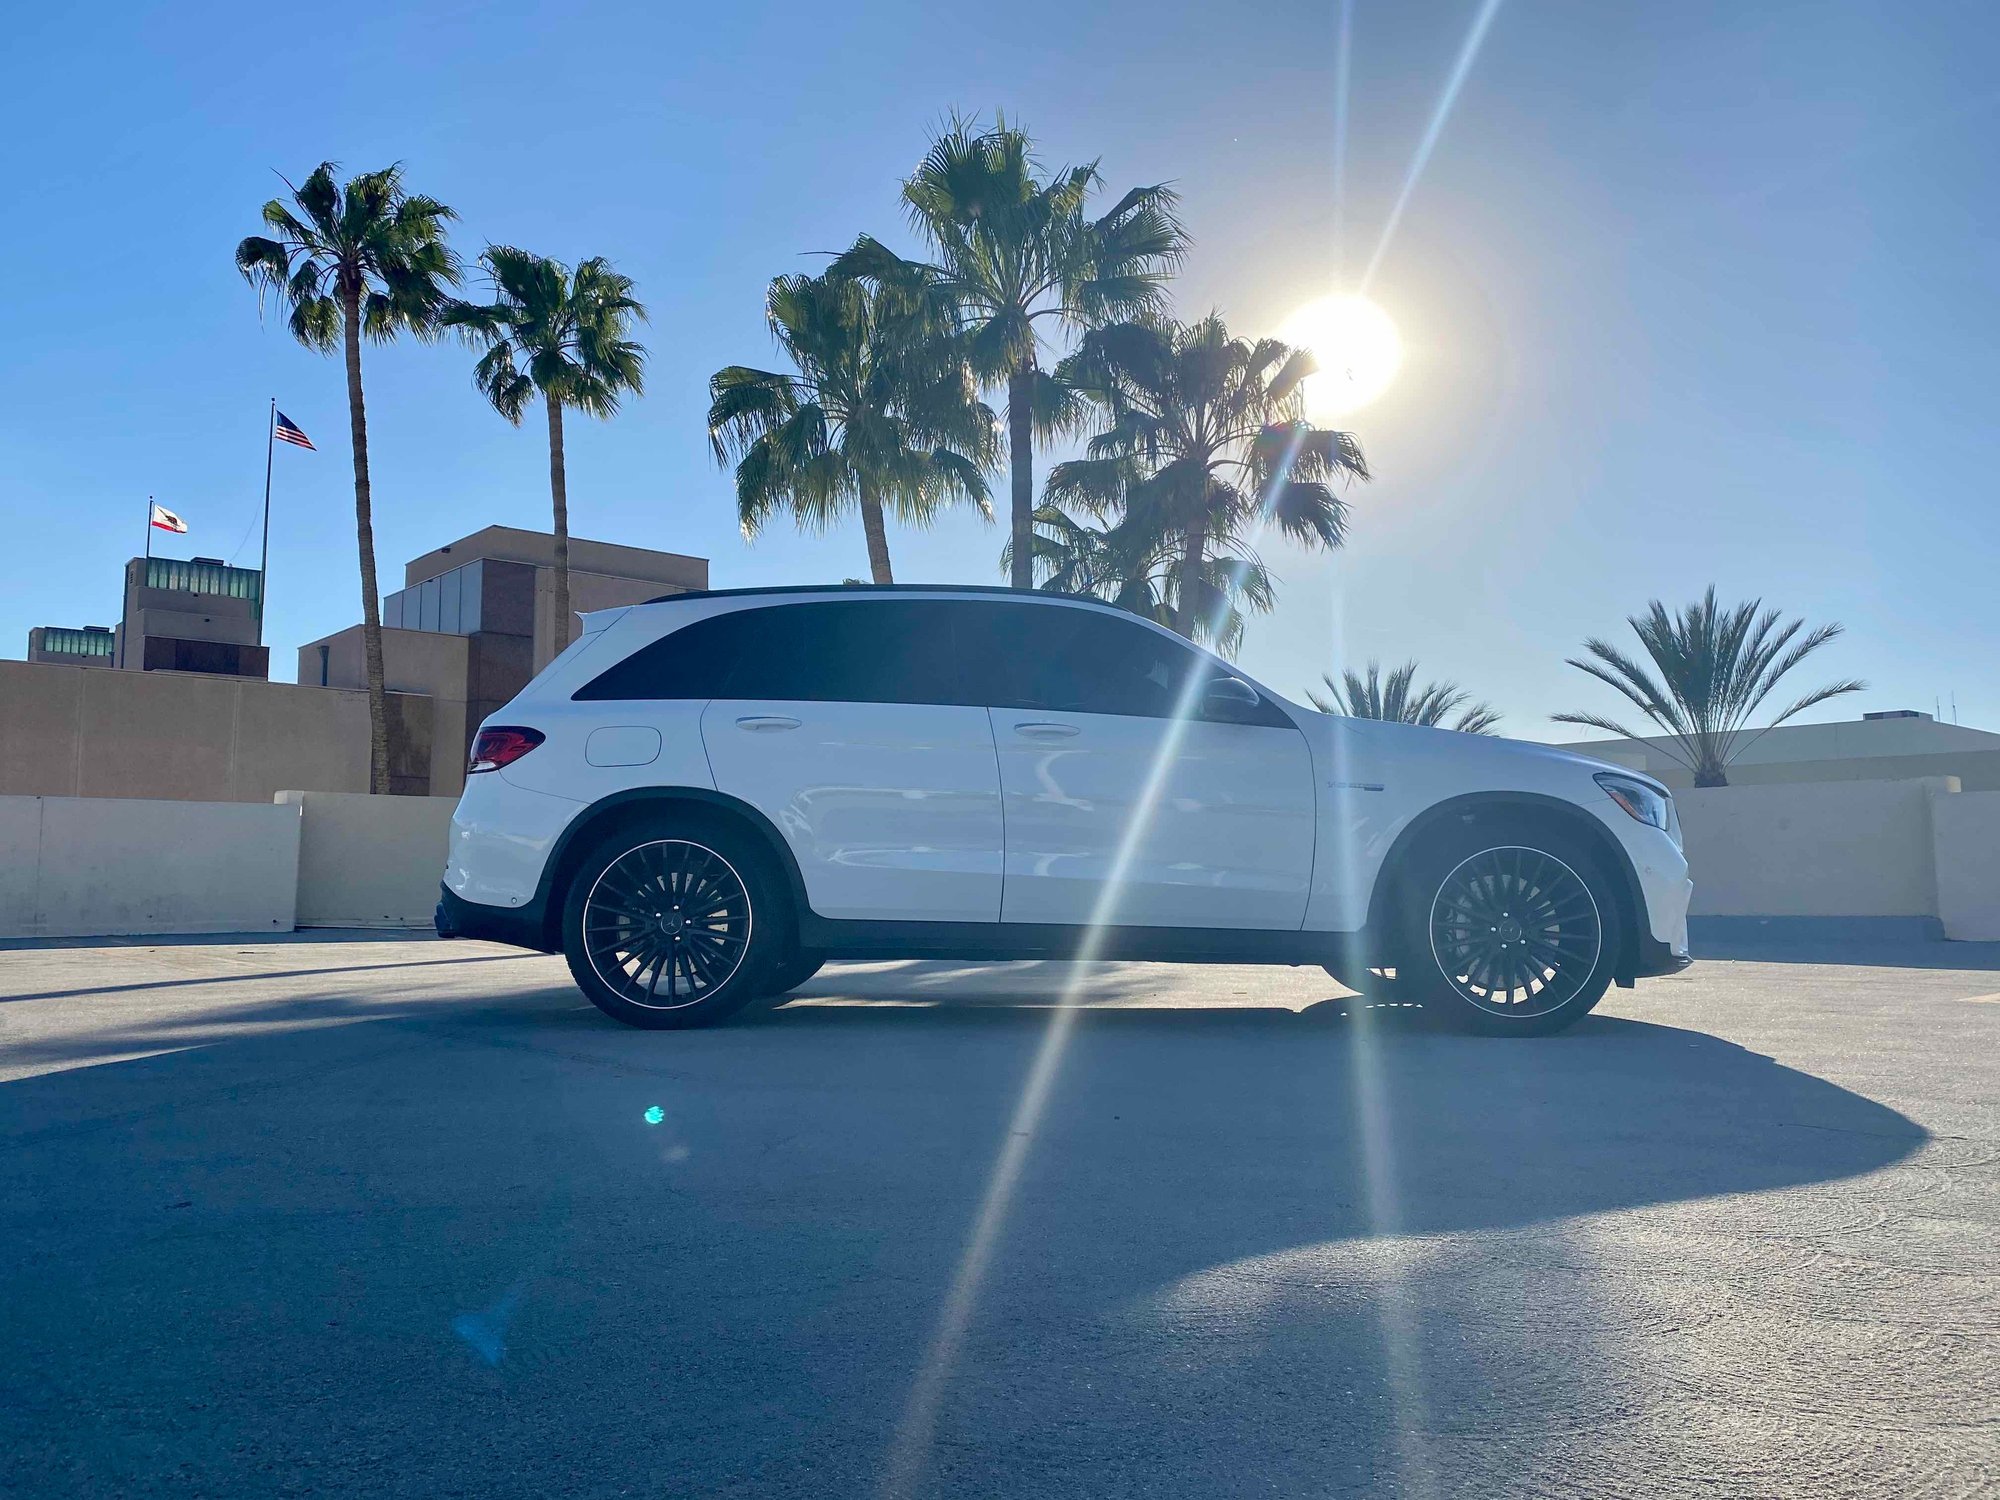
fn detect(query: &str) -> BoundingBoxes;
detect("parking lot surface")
[3,932,1996,1498]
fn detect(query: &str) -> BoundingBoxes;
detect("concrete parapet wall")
[1676,778,1954,920]
[281,791,457,928]
[0,659,438,802]
[0,795,299,938]
[1930,788,2000,941]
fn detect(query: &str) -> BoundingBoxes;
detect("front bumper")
[1631,930,1694,979]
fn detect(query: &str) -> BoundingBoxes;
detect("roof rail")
[639,582,1099,607]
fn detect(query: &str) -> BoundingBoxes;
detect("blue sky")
[3,0,1994,735]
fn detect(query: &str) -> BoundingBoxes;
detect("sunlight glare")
[1280,294,1404,421]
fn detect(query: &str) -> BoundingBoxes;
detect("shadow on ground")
[0,953,1939,1498]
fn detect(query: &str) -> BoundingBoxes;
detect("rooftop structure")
[27,625,116,668]
[300,525,710,772]
[116,555,269,678]
[1557,711,2000,792]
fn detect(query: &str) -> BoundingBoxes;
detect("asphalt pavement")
[2,932,1996,1497]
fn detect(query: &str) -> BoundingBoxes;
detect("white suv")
[437,586,1692,1034]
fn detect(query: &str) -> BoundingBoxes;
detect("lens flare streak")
[1360,0,1506,295]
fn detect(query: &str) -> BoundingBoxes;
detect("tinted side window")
[574,600,963,704]
[573,609,748,700]
[951,602,1199,718]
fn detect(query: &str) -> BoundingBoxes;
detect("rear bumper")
[435,883,555,952]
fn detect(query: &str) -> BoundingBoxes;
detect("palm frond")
[1557,587,1863,783]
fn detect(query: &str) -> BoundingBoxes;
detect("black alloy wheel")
[1426,844,1604,1020]
[582,839,753,1009]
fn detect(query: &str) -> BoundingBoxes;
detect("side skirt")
[797,914,1358,967]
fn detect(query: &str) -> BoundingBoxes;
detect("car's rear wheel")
[562,814,787,1029]
[1397,822,1622,1036]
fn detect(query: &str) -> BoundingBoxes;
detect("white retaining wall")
[1930,789,2000,941]
[2,780,1995,942]
[0,795,301,938]
[278,791,458,929]
[1676,778,1950,920]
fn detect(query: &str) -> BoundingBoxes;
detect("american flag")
[274,411,316,450]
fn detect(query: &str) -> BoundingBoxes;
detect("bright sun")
[1279,294,1404,420]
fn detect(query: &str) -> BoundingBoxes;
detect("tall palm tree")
[1048,315,1369,638]
[829,117,1187,588]
[708,271,995,583]
[1009,503,1277,656]
[235,162,459,794]
[1553,586,1865,786]
[1310,661,1501,734]
[444,248,646,659]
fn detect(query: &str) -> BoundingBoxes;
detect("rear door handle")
[1014,721,1080,740]
[736,715,802,732]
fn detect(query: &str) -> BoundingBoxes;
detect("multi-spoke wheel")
[583,839,751,1007]
[1400,824,1622,1035]
[562,817,786,1029]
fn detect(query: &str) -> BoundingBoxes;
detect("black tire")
[561,812,790,1029]
[764,950,825,996]
[1395,818,1623,1036]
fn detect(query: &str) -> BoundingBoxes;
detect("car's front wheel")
[1396,821,1622,1036]
[561,815,787,1029]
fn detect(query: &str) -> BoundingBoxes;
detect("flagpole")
[257,397,275,646]
[145,494,154,561]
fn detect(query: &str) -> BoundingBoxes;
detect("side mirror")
[1200,673,1264,724]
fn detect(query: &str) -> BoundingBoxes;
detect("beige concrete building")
[0,659,442,801]
[299,526,708,769]
[1555,710,2000,792]
[115,556,270,677]
[1,526,709,803]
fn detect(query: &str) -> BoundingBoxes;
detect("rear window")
[573,599,963,704]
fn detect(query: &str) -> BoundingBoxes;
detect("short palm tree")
[1310,661,1501,734]
[444,248,646,658]
[1048,315,1369,639]
[235,162,459,794]
[1553,587,1865,785]
[1009,503,1277,656]
[829,117,1187,588]
[709,272,995,583]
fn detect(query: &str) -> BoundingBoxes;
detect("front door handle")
[736,715,802,732]
[1013,721,1080,740]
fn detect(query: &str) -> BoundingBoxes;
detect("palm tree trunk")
[1175,522,1207,639]
[546,396,572,661]
[341,285,391,796]
[859,486,894,584]
[1007,365,1035,590]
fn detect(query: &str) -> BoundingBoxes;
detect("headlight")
[1595,772,1671,832]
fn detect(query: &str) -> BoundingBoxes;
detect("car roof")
[641,582,1112,608]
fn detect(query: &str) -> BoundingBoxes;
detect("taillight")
[468,726,545,773]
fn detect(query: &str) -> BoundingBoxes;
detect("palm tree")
[1310,661,1500,734]
[829,116,1187,588]
[1048,315,1369,638]
[1553,587,1865,786]
[235,163,459,794]
[708,271,995,583]
[1009,503,1277,656]
[444,248,646,659]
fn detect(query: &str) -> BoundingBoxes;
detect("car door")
[695,599,1004,924]
[958,601,1317,931]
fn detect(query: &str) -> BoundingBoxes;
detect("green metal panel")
[145,557,263,602]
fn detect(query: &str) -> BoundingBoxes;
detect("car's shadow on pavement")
[2,954,1942,1498]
